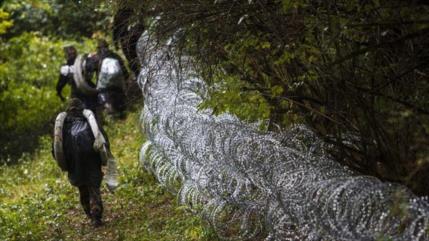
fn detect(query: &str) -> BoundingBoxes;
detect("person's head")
[63,45,77,62]
[66,98,84,115]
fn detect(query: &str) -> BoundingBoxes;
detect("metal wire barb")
[137,31,429,241]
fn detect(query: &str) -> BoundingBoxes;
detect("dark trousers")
[78,185,103,222]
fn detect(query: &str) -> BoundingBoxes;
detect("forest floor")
[0,109,219,241]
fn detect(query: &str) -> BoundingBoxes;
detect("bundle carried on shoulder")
[53,109,119,192]
[53,112,68,171]
[73,54,98,95]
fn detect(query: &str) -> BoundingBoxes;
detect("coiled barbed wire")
[136,31,429,241]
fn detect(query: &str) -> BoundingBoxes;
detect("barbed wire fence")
[136,31,429,241]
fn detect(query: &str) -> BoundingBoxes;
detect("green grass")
[0,110,220,241]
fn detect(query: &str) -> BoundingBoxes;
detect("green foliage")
[0,9,13,35]
[2,0,111,39]
[200,72,272,124]
[0,33,62,131]
[0,112,219,241]
[0,32,97,161]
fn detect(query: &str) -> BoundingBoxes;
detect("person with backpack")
[94,40,128,118]
[52,98,119,227]
[56,45,99,112]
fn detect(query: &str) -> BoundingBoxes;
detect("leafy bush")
[0,8,13,34]
[2,0,111,39]
[0,31,97,161]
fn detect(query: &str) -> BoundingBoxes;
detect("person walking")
[56,45,99,112]
[52,98,106,227]
[94,40,128,118]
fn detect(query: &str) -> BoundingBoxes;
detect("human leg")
[78,185,91,218]
[88,185,103,226]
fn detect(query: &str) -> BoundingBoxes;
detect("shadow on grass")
[0,121,55,165]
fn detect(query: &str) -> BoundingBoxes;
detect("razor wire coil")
[137,31,429,241]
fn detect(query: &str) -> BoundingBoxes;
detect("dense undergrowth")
[0,111,219,241]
